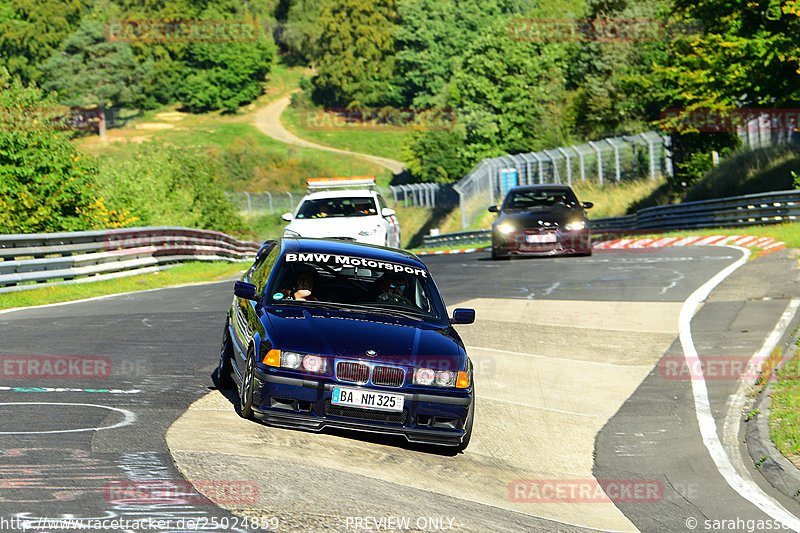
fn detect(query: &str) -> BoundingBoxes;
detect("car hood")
[286,217,382,239]
[263,306,464,369]
[495,207,584,228]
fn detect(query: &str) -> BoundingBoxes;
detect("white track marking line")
[0,402,136,434]
[680,245,800,530]
[466,345,653,369]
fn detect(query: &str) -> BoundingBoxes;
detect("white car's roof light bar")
[307,176,376,191]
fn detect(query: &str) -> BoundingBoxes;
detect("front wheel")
[238,351,256,419]
[215,324,236,390]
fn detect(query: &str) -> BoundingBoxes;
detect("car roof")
[300,189,377,200]
[280,238,426,269]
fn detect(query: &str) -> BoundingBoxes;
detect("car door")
[377,194,401,247]
[233,243,279,378]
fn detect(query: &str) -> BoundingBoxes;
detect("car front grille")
[324,400,407,424]
[336,361,370,384]
[371,365,405,387]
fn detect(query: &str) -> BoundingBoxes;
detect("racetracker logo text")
[104,480,258,505]
[509,479,663,503]
[104,20,258,43]
[1,355,112,379]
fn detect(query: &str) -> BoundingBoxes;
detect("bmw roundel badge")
[366,349,377,357]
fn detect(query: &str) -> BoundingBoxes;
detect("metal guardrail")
[422,189,800,248]
[590,189,800,232]
[422,230,491,248]
[0,227,260,293]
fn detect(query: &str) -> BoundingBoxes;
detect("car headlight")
[283,229,301,237]
[358,227,380,236]
[413,367,467,388]
[281,351,304,369]
[497,223,515,235]
[564,220,586,231]
[272,350,327,373]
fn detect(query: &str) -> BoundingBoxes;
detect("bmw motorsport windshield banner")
[285,253,428,278]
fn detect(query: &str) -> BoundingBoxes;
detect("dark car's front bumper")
[493,228,592,256]
[251,370,472,447]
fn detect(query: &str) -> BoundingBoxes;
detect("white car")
[281,177,402,248]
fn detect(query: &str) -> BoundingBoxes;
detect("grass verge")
[769,339,800,468]
[0,262,246,311]
[282,100,411,162]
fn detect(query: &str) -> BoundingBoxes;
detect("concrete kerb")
[745,384,800,503]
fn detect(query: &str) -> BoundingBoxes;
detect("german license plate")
[526,234,557,243]
[332,387,404,412]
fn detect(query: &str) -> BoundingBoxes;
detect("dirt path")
[253,94,405,175]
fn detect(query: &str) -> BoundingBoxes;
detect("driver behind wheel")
[377,274,413,305]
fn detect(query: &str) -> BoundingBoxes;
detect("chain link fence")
[225,184,461,216]
[453,131,672,230]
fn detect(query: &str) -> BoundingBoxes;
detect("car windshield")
[266,253,447,323]
[503,189,579,210]
[295,197,378,219]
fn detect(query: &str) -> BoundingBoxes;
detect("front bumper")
[493,229,592,256]
[251,370,472,447]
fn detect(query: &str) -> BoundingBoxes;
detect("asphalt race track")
[1,246,800,533]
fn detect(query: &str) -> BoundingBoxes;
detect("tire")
[456,396,475,452]
[238,351,256,419]
[491,247,509,261]
[215,324,236,390]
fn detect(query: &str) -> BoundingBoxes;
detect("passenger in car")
[285,267,320,301]
[377,274,413,305]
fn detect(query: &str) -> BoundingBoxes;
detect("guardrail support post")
[285,191,294,213]
[557,147,572,186]
[263,191,274,214]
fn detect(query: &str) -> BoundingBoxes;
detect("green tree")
[449,25,571,160]
[393,0,509,108]
[0,69,124,233]
[401,128,471,182]
[40,18,152,139]
[0,0,85,84]
[275,0,324,64]
[95,143,244,233]
[311,0,399,107]
[177,21,275,113]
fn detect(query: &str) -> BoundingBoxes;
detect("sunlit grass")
[770,347,800,465]
[0,261,247,311]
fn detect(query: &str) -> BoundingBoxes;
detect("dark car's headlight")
[413,367,470,388]
[263,349,327,374]
[496,223,516,234]
[563,220,587,231]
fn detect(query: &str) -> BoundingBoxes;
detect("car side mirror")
[488,205,499,213]
[234,281,259,301]
[582,202,593,209]
[451,308,475,324]
[381,208,396,217]
[281,212,293,221]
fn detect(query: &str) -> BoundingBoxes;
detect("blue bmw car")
[216,238,476,451]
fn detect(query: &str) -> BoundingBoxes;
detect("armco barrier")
[0,227,260,293]
[591,189,800,232]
